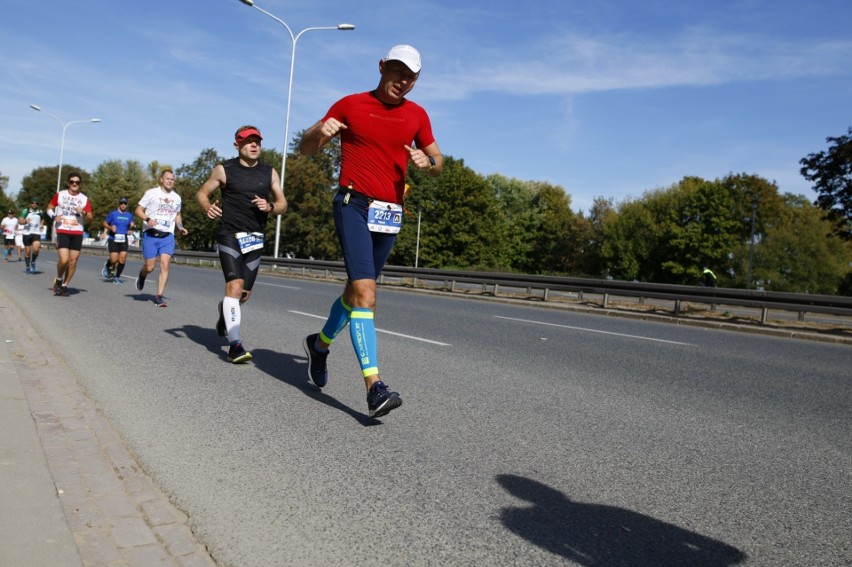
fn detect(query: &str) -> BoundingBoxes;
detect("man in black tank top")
[196,125,287,363]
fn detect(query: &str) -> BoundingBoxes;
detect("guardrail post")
[494,284,499,296]
[543,288,549,302]
[674,300,681,315]
[603,293,609,308]
[761,307,768,324]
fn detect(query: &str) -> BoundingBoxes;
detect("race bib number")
[236,232,265,253]
[367,200,403,234]
[114,234,126,243]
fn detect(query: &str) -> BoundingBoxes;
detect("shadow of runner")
[162,324,380,426]
[497,474,746,567]
[251,348,381,427]
[164,324,226,359]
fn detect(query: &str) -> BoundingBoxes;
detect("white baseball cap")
[384,44,421,73]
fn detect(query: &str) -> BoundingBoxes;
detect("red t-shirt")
[324,91,435,203]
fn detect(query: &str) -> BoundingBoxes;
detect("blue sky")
[2,0,850,213]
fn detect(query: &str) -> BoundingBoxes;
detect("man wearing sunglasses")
[46,173,93,296]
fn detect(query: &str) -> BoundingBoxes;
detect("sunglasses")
[69,180,81,185]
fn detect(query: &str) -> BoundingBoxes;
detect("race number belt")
[367,200,403,234]
[236,232,264,253]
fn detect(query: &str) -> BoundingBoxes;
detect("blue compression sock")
[319,296,352,345]
[350,307,378,378]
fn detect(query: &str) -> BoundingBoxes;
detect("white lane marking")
[256,281,301,290]
[493,315,694,346]
[288,310,451,346]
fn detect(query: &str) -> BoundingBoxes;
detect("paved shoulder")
[0,287,217,567]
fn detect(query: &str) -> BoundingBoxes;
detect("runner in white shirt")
[19,198,45,274]
[134,170,189,307]
[1,210,18,263]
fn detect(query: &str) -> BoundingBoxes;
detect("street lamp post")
[29,104,101,194]
[415,209,422,268]
[237,0,354,258]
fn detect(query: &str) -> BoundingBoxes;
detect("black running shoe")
[228,343,252,364]
[136,270,146,291]
[153,295,167,308]
[216,301,226,337]
[60,285,70,297]
[52,277,62,294]
[303,334,329,388]
[367,381,402,418]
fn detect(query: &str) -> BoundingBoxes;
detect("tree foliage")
[12,133,851,295]
[88,159,151,234]
[800,127,852,240]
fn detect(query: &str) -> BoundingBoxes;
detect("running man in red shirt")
[299,44,443,418]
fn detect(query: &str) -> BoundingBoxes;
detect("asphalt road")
[3,251,850,566]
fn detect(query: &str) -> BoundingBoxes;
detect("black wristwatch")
[428,156,436,170]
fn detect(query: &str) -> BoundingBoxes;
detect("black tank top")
[219,158,273,235]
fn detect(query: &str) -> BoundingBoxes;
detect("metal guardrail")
[72,243,852,324]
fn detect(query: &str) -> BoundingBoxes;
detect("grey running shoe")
[136,270,146,291]
[102,261,110,278]
[302,333,329,388]
[228,343,252,364]
[367,381,402,418]
[114,277,123,285]
[216,301,226,337]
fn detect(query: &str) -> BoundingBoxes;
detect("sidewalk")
[0,289,217,567]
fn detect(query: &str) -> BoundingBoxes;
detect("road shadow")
[164,324,226,359]
[162,324,380,426]
[496,474,746,566]
[251,347,382,427]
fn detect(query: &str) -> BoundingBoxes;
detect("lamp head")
[30,104,42,111]
[338,24,355,30]
[91,118,102,123]
[238,0,254,5]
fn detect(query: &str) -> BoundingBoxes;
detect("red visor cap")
[235,128,263,142]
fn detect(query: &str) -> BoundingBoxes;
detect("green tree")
[0,170,14,213]
[487,174,540,271]
[525,182,579,275]
[721,173,786,288]
[580,197,617,277]
[280,133,339,259]
[601,196,658,281]
[394,157,507,269]
[800,127,852,240]
[175,149,222,251]
[88,160,151,234]
[602,176,742,284]
[753,194,850,293]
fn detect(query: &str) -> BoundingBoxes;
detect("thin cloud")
[435,29,852,98]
